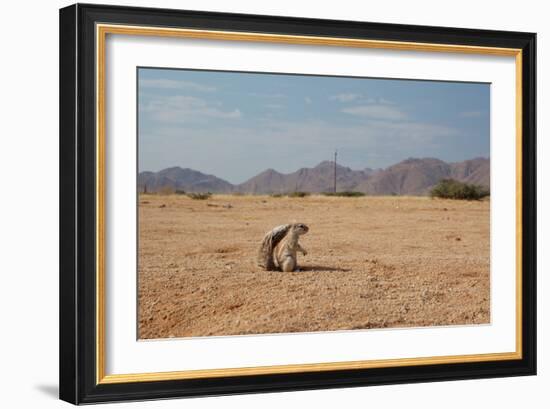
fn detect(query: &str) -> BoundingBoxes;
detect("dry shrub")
[430,179,489,200]
[187,192,212,200]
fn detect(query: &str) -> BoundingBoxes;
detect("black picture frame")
[59,3,536,404]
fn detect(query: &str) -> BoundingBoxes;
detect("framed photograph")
[59,3,536,404]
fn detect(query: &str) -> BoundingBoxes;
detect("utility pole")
[333,149,337,193]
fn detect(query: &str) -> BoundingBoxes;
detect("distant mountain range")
[138,167,234,193]
[138,157,489,196]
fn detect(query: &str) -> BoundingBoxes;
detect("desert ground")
[138,194,490,339]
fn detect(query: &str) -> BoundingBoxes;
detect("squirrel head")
[291,223,309,235]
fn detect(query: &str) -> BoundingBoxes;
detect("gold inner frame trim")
[95,23,523,385]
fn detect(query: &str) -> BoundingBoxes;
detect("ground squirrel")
[257,223,309,272]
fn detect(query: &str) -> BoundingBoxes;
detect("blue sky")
[138,68,490,184]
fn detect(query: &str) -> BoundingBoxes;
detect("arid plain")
[138,194,490,339]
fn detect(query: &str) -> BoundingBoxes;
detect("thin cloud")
[330,93,386,104]
[139,78,217,92]
[341,104,408,121]
[459,110,484,118]
[248,92,286,99]
[329,93,361,103]
[305,96,312,104]
[265,103,284,110]
[252,117,457,149]
[140,95,241,121]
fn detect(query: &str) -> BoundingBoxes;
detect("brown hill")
[138,157,489,196]
[450,157,490,187]
[358,157,490,195]
[138,167,233,193]
[236,161,375,194]
[358,158,449,195]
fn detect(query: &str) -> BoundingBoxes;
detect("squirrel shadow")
[300,265,351,273]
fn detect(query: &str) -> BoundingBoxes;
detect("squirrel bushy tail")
[257,224,291,271]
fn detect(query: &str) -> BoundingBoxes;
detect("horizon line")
[138,155,490,185]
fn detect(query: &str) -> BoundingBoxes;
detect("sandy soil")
[138,194,490,339]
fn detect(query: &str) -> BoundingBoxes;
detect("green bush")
[287,191,310,198]
[175,189,186,195]
[270,193,284,198]
[323,191,365,197]
[187,192,212,200]
[430,179,489,200]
